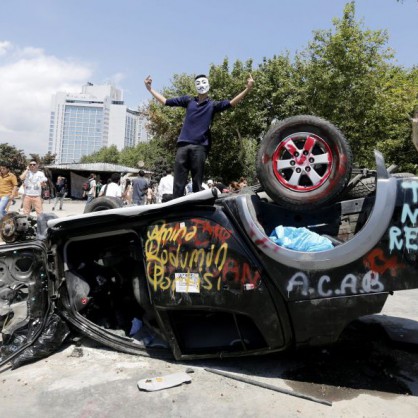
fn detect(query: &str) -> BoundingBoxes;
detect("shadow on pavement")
[192,316,418,402]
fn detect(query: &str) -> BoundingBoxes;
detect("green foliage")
[80,145,120,164]
[82,1,418,180]
[29,151,56,167]
[0,143,27,175]
[298,1,418,169]
[254,54,307,126]
[119,138,174,178]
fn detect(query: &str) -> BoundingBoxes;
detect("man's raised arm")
[144,75,167,105]
[229,74,254,107]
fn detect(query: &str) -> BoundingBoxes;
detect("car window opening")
[64,232,168,349]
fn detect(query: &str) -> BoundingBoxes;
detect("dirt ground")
[0,289,417,418]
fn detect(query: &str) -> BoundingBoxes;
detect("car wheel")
[84,196,123,213]
[256,115,353,210]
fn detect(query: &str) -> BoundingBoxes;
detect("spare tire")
[84,196,124,213]
[344,172,417,199]
[256,115,353,210]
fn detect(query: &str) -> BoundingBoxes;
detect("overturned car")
[1,116,417,369]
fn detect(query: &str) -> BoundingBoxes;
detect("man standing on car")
[20,161,47,216]
[144,73,254,198]
[132,170,149,205]
[0,163,18,219]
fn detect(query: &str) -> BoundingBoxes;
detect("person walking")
[132,170,149,205]
[122,178,133,205]
[19,161,48,216]
[85,174,97,204]
[52,176,67,211]
[95,175,103,197]
[0,163,18,220]
[157,169,174,203]
[144,73,254,198]
[103,173,122,198]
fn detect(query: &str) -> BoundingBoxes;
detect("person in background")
[132,170,149,205]
[19,161,48,216]
[0,163,18,220]
[214,180,229,193]
[146,185,155,205]
[238,177,248,189]
[52,176,67,211]
[86,174,97,204]
[103,173,122,198]
[95,175,103,197]
[229,181,241,192]
[122,178,133,205]
[158,169,174,203]
[98,178,112,197]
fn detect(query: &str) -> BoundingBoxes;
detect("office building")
[48,83,149,164]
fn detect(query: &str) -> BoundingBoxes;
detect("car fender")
[237,150,397,270]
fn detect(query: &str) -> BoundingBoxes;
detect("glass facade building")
[49,84,149,163]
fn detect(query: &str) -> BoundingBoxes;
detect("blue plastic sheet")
[269,225,334,252]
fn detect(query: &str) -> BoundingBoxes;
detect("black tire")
[344,176,377,199]
[84,196,123,213]
[345,172,416,199]
[256,115,353,210]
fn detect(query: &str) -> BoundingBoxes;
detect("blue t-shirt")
[165,96,231,147]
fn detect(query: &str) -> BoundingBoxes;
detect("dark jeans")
[173,143,207,198]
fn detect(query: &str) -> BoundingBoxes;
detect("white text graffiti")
[286,271,384,297]
[389,181,418,252]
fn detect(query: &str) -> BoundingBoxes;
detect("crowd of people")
[82,169,250,208]
[0,161,250,222]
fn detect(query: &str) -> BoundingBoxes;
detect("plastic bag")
[269,225,334,252]
[11,313,70,369]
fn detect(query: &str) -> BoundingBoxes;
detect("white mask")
[195,77,210,94]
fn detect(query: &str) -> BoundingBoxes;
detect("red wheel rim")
[272,132,332,192]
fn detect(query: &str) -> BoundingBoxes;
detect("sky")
[0,0,417,156]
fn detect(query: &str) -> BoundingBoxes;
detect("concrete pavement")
[0,291,417,417]
[0,199,417,417]
[41,198,89,218]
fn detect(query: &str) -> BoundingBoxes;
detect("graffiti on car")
[286,270,384,298]
[145,219,261,292]
[389,180,418,252]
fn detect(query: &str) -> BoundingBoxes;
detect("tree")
[0,143,27,175]
[253,54,307,128]
[142,1,418,179]
[119,138,172,178]
[80,145,120,164]
[29,152,56,167]
[299,1,418,169]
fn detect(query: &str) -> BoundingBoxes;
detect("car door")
[0,241,69,370]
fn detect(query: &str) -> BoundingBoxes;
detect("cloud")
[0,41,12,56]
[0,42,93,155]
